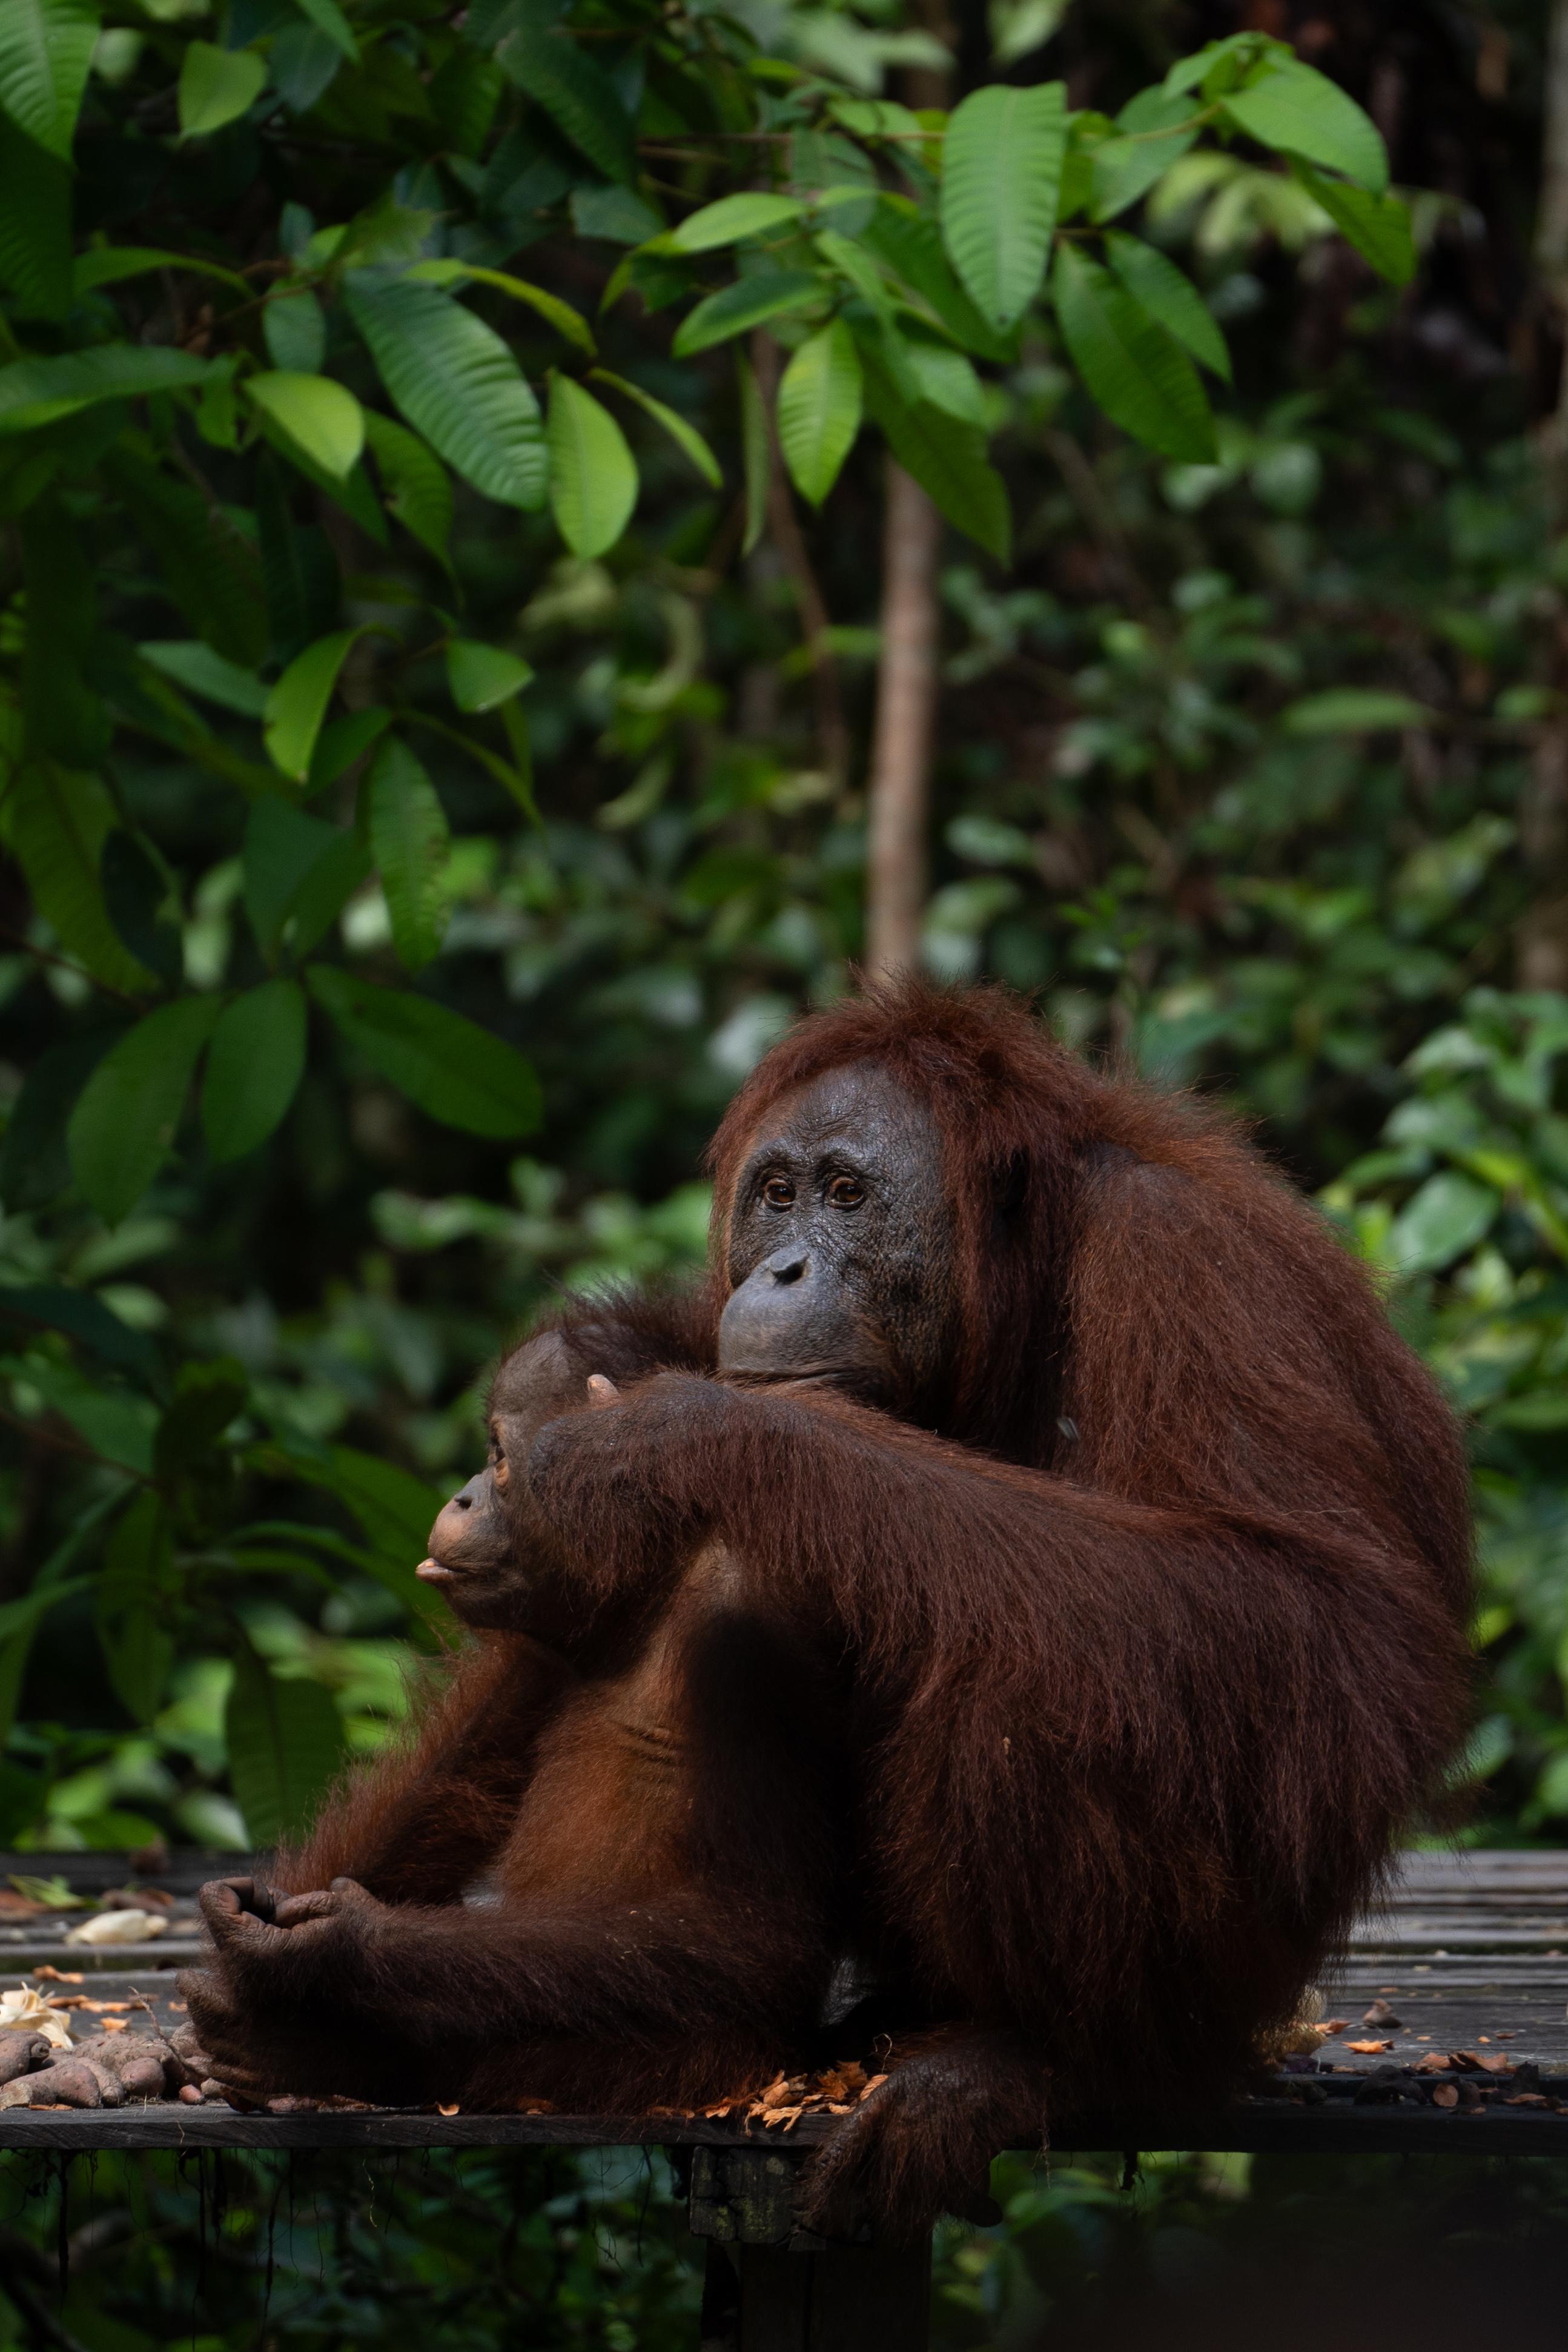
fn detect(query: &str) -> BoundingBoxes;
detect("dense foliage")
[0,0,1434,1853]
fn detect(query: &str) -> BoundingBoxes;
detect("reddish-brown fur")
[186,981,1472,2234]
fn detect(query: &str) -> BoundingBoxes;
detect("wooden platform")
[2,1848,1566,2352]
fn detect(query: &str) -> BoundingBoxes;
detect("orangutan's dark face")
[718,1061,958,1413]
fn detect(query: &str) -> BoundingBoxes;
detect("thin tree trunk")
[864,459,942,979]
[750,330,849,788]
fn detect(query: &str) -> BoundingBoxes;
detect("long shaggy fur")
[189,980,1473,2234]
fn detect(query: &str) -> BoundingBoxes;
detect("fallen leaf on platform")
[1503,2093,1548,2107]
[759,2075,792,2109]
[1321,2021,1349,2033]
[1431,2084,1458,2107]
[1415,2055,1452,2071]
[64,1910,167,1947]
[437,2103,460,2116]
[0,1989,72,2050]
[1456,2051,1511,2074]
[858,2073,889,2101]
[1345,2040,1391,2054]
[1362,1999,1403,2027]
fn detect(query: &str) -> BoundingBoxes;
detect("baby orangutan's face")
[418,1332,614,1629]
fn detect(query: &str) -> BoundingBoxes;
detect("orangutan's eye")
[826,1175,864,1209]
[762,1176,796,1210]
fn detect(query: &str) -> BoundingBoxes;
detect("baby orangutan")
[185,981,1472,2238]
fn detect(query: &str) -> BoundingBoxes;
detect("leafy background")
[2,0,1568,2340]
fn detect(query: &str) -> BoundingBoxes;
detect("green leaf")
[104,449,269,669]
[0,0,98,159]
[225,1642,346,1845]
[1282,689,1437,734]
[494,22,635,184]
[202,978,308,1161]
[0,114,70,320]
[246,371,365,482]
[939,79,1066,332]
[347,273,546,510]
[1089,87,1202,222]
[72,245,250,298]
[1220,56,1388,192]
[367,737,451,973]
[0,1032,125,1213]
[672,271,823,359]
[67,996,222,1222]
[446,640,534,713]
[290,0,358,64]
[776,319,862,506]
[0,345,218,436]
[0,763,150,992]
[307,966,542,1138]
[243,797,368,961]
[96,1492,176,1728]
[1051,241,1215,462]
[263,287,328,373]
[1103,232,1230,380]
[154,1357,247,1479]
[0,1280,157,1384]
[273,1442,444,1624]
[363,411,454,570]
[406,258,595,356]
[1290,161,1414,288]
[588,367,721,488]
[668,194,805,253]
[899,335,986,425]
[737,348,769,558]
[860,197,1016,362]
[1388,1171,1497,1274]
[546,373,639,558]
[139,640,269,718]
[178,42,268,140]
[263,627,366,783]
[861,351,1009,561]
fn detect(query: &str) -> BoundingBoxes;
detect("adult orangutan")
[185,981,1472,2235]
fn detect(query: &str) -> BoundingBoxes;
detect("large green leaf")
[672,272,823,359]
[1291,161,1414,288]
[291,0,358,62]
[225,1643,346,1846]
[0,345,217,436]
[859,198,1016,362]
[307,966,541,1137]
[67,996,222,1222]
[1103,233,1229,381]
[104,449,269,668]
[546,373,638,558]
[776,319,862,506]
[0,1031,126,1212]
[367,737,451,973]
[939,79,1066,333]
[248,372,365,482]
[1089,86,1202,222]
[263,288,327,373]
[1388,1171,1498,1274]
[589,368,721,488]
[0,115,70,320]
[1051,241,1215,463]
[177,42,268,140]
[243,797,368,961]
[0,764,150,992]
[264,628,366,783]
[347,273,546,509]
[668,194,804,253]
[202,978,309,1162]
[408,258,595,356]
[96,1491,176,1727]
[494,21,635,184]
[1220,56,1388,192]
[139,640,269,718]
[0,0,98,159]
[446,640,534,713]
[0,1280,157,1384]
[861,351,1009,561]
[363,411,453,565]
